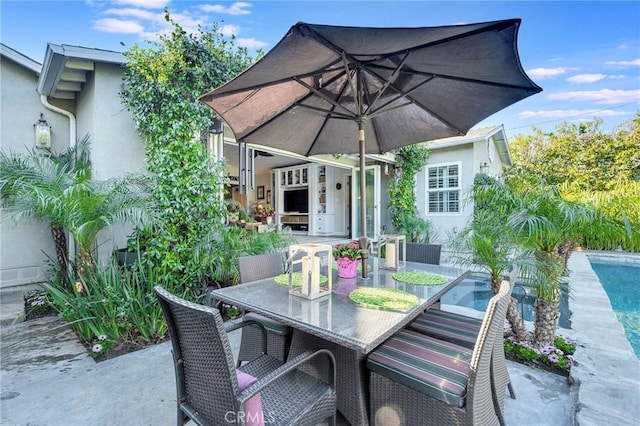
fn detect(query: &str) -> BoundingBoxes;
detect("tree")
[120,10,258,293]
[507,115,640,191]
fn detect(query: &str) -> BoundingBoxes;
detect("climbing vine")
[388,144,430,241]
[120,11,257,293]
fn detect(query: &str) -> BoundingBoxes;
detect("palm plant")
[0,137,92,279]
[502,180,590,347]
[63,175,151,280]
[0,137,151,285]
[449,174,543,341]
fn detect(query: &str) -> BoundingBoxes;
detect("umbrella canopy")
[200,19,541,276]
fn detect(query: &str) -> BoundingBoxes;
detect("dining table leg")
[288,329,370,426]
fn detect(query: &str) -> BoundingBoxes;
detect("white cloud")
[103,7,161,21]
[92,18,145,34]
[604,58,640,67]
[201,2,252,15]
[236,37,269,49]
[517,109,631,119]
[549,89,640,104]
[527,67,578,80]
[113,0,168,9]
[566,74,607,84]
[220,24,240,37]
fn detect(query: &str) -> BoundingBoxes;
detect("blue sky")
[2,0,639,137]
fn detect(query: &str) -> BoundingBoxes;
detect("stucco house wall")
[0,48,64,287]
[1,44,145,287]
[415,126,510,243]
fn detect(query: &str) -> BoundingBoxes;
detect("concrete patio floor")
[1,250,637,425]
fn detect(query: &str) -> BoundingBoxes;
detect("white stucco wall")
[417,144,475,242]
[0,56,64,287]
[75,62,146,264]
[77,62,145,180]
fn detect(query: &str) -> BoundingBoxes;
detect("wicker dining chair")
[403,243,442,265]
[367,278,512,426]
[407,266,520,424]
[236,253,292,366]
[154,286,337,426]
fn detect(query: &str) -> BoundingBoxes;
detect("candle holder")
[378,234,406,270]
[287,243,332,299]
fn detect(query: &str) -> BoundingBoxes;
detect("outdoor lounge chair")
[403,243,442,265]
[367,278,512,426]
[407,267,520,422]
[154,286,337,426]
[237,253,291,365]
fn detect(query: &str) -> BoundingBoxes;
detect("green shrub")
[45,260,168,359]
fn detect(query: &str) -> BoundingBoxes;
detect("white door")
[351,165,381,240]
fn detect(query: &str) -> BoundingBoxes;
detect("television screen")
[283,188,308,213]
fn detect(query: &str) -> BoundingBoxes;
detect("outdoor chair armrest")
[236,349,336,405]
[225,319,268,356]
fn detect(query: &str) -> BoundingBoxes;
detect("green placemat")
[349,287,419,312]
[274,273,328,287]
[392,271,448,286]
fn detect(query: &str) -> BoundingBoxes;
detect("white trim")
[425,161,463,215]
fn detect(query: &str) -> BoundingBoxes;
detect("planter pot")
[227,212,240,224]
[337,258,360,278]
[266,216,274,225]
[115,248,144,267]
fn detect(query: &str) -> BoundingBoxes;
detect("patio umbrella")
[200,19,541,277]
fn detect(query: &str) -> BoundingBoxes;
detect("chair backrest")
[238,252,285,283]
[467,278,512,424]
[404,243,441,265]
[154,286,240,423]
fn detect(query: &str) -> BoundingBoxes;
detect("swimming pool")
[589,260,640,359]
[440,272,571,329]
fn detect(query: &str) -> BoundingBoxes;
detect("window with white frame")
[426,162,461,214]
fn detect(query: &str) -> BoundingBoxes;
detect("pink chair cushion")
[236,370,264,426]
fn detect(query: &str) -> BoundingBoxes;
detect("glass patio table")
[211,259,470,425]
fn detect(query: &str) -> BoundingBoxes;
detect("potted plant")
[116,223,153,267]
[226,200,243,224]
[333,241,362,278]
[263,204,275,225]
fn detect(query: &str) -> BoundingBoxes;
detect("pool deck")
[0,249,638,425]
[567,251,640,425]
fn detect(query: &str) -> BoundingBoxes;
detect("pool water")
[440,272,571,329]
[589,261,640,359]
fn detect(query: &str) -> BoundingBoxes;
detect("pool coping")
[567,250,640,426]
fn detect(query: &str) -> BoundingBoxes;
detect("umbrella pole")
[358,120,369,279]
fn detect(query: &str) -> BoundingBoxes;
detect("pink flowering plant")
[504,328,576,374]
[333,241,362,262]
[262,204,275,217]
[89,334,114,359]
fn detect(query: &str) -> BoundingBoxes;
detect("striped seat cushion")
[408,309,481,349]
[367,329,472,408]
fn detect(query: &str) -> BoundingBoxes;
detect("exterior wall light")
[34,113,51,149]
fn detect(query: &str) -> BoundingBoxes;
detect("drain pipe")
[40,94,76,149]
[39,94,77,271]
